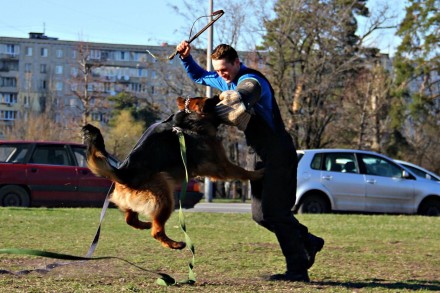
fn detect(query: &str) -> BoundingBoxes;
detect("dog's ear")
[176,97,186,111]
[185,97,207,113]
[190,97,205,113]
[176,97,210,113]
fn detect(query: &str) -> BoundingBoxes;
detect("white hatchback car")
[295,149,440,216]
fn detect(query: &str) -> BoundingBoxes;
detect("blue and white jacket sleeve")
[180,55,228,90]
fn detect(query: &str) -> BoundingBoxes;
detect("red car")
[0,141,203,208]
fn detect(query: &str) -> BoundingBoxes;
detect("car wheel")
[418,198,440,216]
[0,185,30,207]
[298,194,330,214]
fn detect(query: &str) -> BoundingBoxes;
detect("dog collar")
[184,98,192,114]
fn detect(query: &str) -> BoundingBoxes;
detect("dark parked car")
[174,179,204,209]
[0,141,203,208]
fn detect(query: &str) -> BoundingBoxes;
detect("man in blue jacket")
[176,41,324,282]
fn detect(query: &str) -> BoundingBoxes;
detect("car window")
[323,153,358,173]
[360,154,403,178]
[310,153,323,170]
[30,145,71,166]
[0,144,31,163]
[402,164,440,181]
[72,146,119,168]
[72,146,88,168]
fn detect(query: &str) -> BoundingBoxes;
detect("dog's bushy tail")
[82,124,123,183]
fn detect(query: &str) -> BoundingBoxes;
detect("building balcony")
[0,86,18,92]
[0,60,19,72]
[0,53,19,60]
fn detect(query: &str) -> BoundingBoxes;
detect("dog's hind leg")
[149,175,186,250]
[125,210,152,230]
[151,211,186,250]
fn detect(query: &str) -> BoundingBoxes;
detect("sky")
[1,0,407,56]
[0,0,188,46]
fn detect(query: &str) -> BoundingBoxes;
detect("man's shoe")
[268,271,310,282]
[306,235,324,269]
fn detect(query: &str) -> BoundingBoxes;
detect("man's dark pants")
[245,116,309,273]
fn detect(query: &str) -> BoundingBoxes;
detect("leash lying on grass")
[0,129,195,287]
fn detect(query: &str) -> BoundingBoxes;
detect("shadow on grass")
[316,279,440,291]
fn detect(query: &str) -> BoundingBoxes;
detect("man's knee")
[252,212,275,231]
[252,208,291,231]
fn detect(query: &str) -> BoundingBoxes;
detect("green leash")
[0,128,196,287]
[156,128,196,286]
[0,249,109,261]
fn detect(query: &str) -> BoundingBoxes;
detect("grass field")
[0,206,439,292]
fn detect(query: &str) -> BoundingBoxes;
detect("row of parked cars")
[0,141,439,216]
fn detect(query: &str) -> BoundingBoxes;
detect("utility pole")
[204,0,214,202]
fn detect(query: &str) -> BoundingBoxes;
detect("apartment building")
[0,33,184,136]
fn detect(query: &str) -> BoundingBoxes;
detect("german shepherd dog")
[82,96,263,250]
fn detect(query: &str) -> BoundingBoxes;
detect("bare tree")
[332,60,393,152]
[169,0,264,50]
[67,42,106,128]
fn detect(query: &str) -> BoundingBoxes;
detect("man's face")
[212,58,240,84]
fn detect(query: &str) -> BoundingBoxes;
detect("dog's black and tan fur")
[82,96,263,250]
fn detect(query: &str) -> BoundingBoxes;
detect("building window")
[0,77,16,88]
[26,47,33,56]
[116,51,130,61]
[55,65,63,75]
[72,49,77,59]
[71,67,78,77]
[0,110,17,121]
[0,93,17,104]
[40,80,47,90]
[41,48,48,57]
[3,93,18,104]
[24,96,30,107]
[92,112,105,122]
[89,49,101,60]
[6,44,19,56]
[25,63,32,73]
[2,60,18,71]
[56,49,63,58]
[56,82,63,91]
[40,64,47,73]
